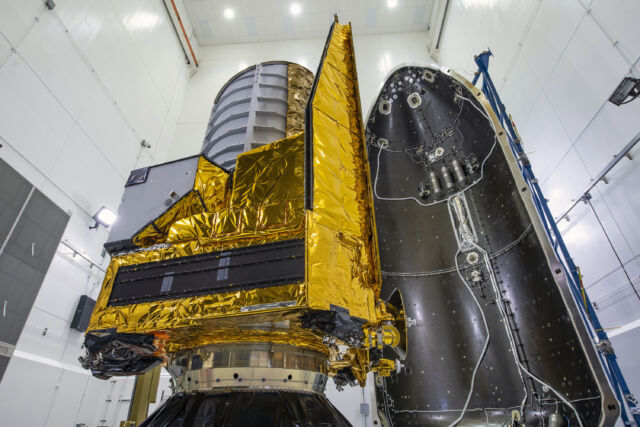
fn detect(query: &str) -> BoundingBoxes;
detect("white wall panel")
[49,125,125,209]
[46,368,91,425]
[516,93,574,181]
[0,1,191,425]
[0,55,75,176]
[0,28,13,67]
[594,149,640,258]
[557,200,620,288]
[439,0,538,90]
[75,83,141,177]
[590,0,640,64]
[544,15,629,143]
[573,101,640,177]
[591,261,640,328]
[0,0,45,46]
[171,122,209,160]
[19,12,98,120]
[540,146,591,216]
[168,68,189,122]
[499,0,585,121]
[0,356,62,426]
[17,308,71,362]
[112,0,184,105]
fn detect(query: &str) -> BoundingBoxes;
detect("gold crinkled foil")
[194,156,229,212]
[89,134,308,335]
[166,134,305,244]
[133,157,229,247]
[286,63,314,137]
[87,21,387,383]
[160,311,328,355]
[132,191,203,247]
[305,21,382,323]
[232,133,305,207]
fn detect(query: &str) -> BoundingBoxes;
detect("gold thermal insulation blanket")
[89,133,307,334]
[133,157,229,247]
[286,63,314,137]
[167,134,306,245]
[87,19,385,381]
[305,21,381,321]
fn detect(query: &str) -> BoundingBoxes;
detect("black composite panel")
[366,67,609,426]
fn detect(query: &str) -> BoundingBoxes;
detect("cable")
[468,234,528,419]
[372,95,499,209]
[586,198,640,302]
[395,407,490,425]
[448,247,491,427]
[382,224,532,277]
[373,135,498,208]
[473,240,585,427]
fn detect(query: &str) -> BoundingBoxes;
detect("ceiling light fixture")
[387,0,398,8]
[90,206,117,229]
[223,8,234,20]
[290,3,301,15]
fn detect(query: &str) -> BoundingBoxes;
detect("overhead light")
[223,8,234,20]
[387,0,398,8]
[90,206,117,229]
[290,3,301,15]
[609,76,640,106]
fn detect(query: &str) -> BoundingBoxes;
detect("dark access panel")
[0,158,70,381]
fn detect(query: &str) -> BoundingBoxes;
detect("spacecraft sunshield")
[306,22,382,325]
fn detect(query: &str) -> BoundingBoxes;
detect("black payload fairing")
[366,66,618,426]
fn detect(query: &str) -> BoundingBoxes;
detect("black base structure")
[366,66,618,426]
[140,391,351,427]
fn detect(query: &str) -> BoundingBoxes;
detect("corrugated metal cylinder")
[201,61,313,169]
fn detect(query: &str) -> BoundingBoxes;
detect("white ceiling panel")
[183,0,434,45]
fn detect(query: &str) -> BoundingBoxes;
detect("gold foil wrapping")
[88,20,387,383]
[133,157,229,247]
[305,21,381,321]
[166,134,306,245]
[286,63,314,137]
[89,133,308,334]
[194,156,229,212]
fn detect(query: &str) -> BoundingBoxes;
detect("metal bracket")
[595,339,615,355]
[0,340,16,358]
[625,393,638,406]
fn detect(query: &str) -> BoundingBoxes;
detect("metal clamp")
[625,393,638,406]
[595,339,615,355]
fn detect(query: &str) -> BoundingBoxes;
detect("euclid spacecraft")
[80,17,617,426]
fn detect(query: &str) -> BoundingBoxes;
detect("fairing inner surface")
[366,66,616,426]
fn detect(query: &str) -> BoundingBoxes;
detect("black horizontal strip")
[107,239,305,307]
